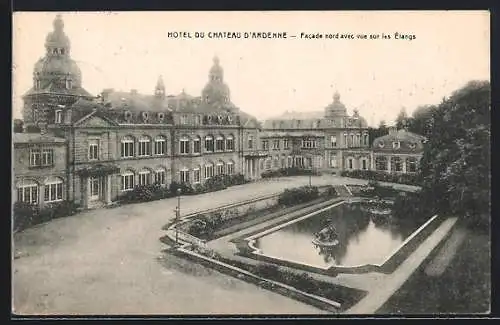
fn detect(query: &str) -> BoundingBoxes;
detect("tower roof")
[45,14,71,52]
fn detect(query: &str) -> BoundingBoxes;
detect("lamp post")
[174,188,182,247]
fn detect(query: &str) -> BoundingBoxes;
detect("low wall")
[175,246,342,313]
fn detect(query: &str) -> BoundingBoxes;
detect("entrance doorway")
[89,177,101,202]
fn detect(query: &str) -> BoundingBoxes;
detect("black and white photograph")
[11,11,491,315]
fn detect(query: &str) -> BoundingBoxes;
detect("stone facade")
[13,15,425,210]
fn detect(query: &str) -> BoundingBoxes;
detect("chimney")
[101,88,114,103]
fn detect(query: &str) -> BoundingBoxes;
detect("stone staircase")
[334,185,353,197]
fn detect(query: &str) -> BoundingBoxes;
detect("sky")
[12,11,490,126]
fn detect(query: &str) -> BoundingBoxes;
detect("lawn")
[377,220,490,314]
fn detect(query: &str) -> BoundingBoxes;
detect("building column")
[402,157,407,174]
[39,184,45,210]
[82,177,88,209]
[387,156,391,173]
[371,152,375,170]
[106,175,112,204]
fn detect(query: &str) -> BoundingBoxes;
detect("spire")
[209,55,223,82]
[53,14,64,31]
[333,91,340,102]
[155,75,165,99]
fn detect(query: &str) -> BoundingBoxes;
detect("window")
[30,149,41,166]
[55,110,62,123]
[344,133,348,148]
[262,140,269,150]
[180,115,188,125]
[35,79,41,89]
[392,157,403,172]
[65,78,72,89]
[205,136,214,152]
[88,139,99,161]
[193,168,201,184]
[193,137,201,153]
[121,171,135,191]
[154,137,166,155]
[348,158,353,169]
[331,136,337,147]
[265,158,272,169]
[41,149,54,166]
[378,141,385,148]
[302,139,316,149]
[248,135,253,149]
[195,115,201,125]
[330,152,337,168]
[227,161,234,175]
[121,137,135,158]
[287,156,293,168]
[226,136,234,151]
[273,156,280,168]
[44,178,63,202]
[283,139,290,149]
[350,134,355,146]
[393,141,401,149]
[363,134,369,146]
[376,156,388,171]
[155,168,166,185]
[356,134,361,147]
[362,159,367,170]
[180,137,190,154]
[272,139,280,149]
[138,136,151,156]
[139,170,151,185]
[407,157,418,173]
[204,164,214,179]
[216,162,225,175]
[17,180,39,204]
[180,169,190,183]
[216,136,225,151]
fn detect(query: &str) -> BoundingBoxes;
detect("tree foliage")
[419,80,490,229]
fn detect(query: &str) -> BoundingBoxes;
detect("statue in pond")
[312,224,339,247]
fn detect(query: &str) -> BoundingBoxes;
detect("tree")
[13,119,24,133]
[419,80,490,230]
[395,107,409,130]
[368,120,388,145]
[408,105,436,136]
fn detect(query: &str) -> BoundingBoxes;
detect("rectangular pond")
[251,201,425,269]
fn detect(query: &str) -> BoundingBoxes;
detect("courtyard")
[13,175,376,315]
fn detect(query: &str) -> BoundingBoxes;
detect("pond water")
[253,202,422,268]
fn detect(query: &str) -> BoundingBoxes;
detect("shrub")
[278,186,319,206]
[252,263,281,279]
[340,170,422,186]
[13,202,39,231]
[322,185,338,197]
[261,167,320,178]
[205,175,228,192]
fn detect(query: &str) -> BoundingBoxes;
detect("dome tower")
[201,56,231,107]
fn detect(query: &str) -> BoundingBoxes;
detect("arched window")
[44,177,64,203]
[138,136,152,156]
[226,160,235,175]
[363,133,369,146]
[330,136,337,147]
[360,158,368,170]
[226,135,234,151]
[154,136,166,155]
[138,169,152,186]
[121,170,135,191]
[216,161,225,175]
[180,135,190,154]
[180,167,190,183]
[17,179,39,204]
[193,136,201,154]
[193,166,201,184]
[155,167,167,186]
[343,133,348,148]
[375,156,388,171]
[265,158,272,170]
[216,135,225,151]
[346,157,354,170]
[356,133,361,147]
[406,157,418,173]
[247,135,254,149]
[121,136,135,158]
[204,163,214,179]
[391,157,403,172]
[205,135,214,152]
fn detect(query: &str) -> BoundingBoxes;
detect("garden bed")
[175,245,367,312]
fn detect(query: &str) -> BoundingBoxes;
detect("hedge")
[261,167,321,179]
[13,200,79,232]
[340,170,422,186]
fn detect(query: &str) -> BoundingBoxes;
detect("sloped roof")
[13,133,66,144]
[373,129,426,143]
[262,118,333,130]
[23,82,94,98]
